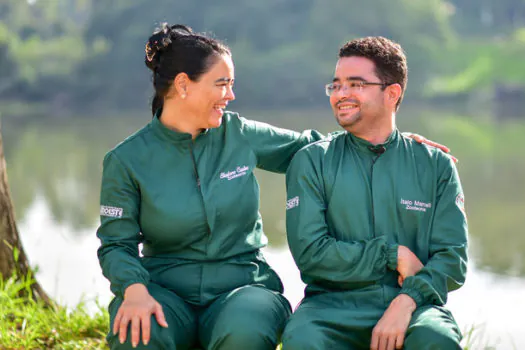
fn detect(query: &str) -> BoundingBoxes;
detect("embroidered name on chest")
[400,198,432,212]
[220,165,249,181]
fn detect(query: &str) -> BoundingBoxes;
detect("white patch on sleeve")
[286,196,300,210]
[100,205,123,218]
[455,193,466,217]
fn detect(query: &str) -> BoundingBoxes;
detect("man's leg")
[107,283,198,350]
[198,285,291,350]
[404,305,462,350]
[282,292,382,350]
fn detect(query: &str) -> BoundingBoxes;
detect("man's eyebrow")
[345,76,366,81]
[215,77,234,83]
[331,76,366,83]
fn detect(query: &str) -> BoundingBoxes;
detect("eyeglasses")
[325,80,388,96]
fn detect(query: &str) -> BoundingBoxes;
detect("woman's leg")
[198,285,291,350]
[107,283,198,350]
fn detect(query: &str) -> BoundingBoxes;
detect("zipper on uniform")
[189,142,212,240]
[369,147,385,238]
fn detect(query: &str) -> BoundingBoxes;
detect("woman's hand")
[113,283,168,347]
[403,132,458,163]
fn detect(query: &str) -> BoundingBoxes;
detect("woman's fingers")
[142,314,151,346]
[130,315,141,347]
[154,303,169,328]
[119,315,130,344]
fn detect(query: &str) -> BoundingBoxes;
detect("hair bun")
[145,23,194,71]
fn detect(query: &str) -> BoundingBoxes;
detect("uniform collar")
[150,109,209,144]
[346,128,400,154]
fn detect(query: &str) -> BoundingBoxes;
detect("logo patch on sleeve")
[100,205,123,218]
[286,196,300,210]
[455,193,466,217]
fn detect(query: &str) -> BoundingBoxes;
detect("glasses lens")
[325,83,334,96]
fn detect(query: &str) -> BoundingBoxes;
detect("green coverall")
[282,130,468,350]
[96,111,323,349]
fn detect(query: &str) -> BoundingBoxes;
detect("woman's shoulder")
[105,123,153,161]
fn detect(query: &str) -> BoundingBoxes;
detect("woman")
[97,23,450,350]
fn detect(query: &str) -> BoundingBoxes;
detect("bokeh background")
[1,1,524,349]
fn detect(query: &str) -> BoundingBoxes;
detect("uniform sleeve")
[96,152,150,298]
[400,157,468,307]
[240,116,324,173]
[286,148,399,286]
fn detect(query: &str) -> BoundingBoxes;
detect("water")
[4,107,525,349]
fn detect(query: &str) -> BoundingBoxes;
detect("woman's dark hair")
[145,23,231,116]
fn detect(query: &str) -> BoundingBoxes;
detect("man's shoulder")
[399,134,456,169]
[296,130,345,155]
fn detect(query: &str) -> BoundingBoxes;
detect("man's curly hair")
[339,37,407,110]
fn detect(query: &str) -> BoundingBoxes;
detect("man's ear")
[386,83,402,107]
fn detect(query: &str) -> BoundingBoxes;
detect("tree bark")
[0,124,52,305]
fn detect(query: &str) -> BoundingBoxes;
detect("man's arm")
[400,156,469,307]
[285,145,398,286]
[371,156,468,350]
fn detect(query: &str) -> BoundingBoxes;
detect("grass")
[0,273,502,349]
[0,274,109,349]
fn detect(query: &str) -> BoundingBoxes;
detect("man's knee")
[281,320,327,350]
[405,325,461,350]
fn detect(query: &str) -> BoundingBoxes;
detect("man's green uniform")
[282,130,468,350]
[97,111,323,350]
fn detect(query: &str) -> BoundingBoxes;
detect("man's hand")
[403,132,458,163]
[396,246,424,286]
[113,283,168,347]
[370,294,416,350]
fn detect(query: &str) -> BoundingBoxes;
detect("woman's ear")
[174,73,189,98]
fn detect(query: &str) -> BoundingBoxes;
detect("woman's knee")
[205,286,291,350]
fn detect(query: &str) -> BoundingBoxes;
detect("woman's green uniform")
[282,130,468,350]
[96,111,323,349]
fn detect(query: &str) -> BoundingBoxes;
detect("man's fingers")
[395,333,405,349]
[377,334,387,350]
[370,328,380,350]
[130,316,140,347]
[142,315,151,346]
[154,303,169,328]
[398,275,404,287]
[388,335,398,350]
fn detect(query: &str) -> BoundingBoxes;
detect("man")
[282,37,468,350]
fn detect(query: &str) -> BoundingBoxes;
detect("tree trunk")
[0,124,52,305]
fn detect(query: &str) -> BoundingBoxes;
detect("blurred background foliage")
[1,0,525,114]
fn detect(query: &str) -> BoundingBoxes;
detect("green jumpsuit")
[282,130,468,350]
[96,111,323,350]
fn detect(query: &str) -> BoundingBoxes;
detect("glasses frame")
[325,80,390,96]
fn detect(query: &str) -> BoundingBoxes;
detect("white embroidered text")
[100,205,123,218]
[400,198,432,212]
[220,165,249,181]
[286,196,300,210]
